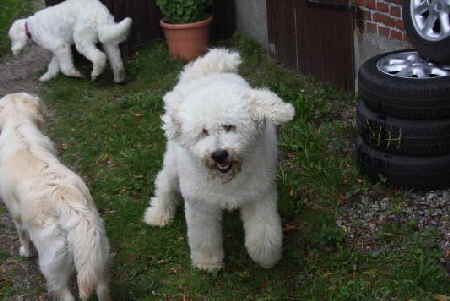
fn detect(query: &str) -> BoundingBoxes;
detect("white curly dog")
[143,49,295,271]
[8,0,132,83]
[0,93,111,301]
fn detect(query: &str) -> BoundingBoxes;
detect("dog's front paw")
[91,54,107,80]
[193,261,223,272]
[143,205,173,226]
[70,70,83,78]
[61,70,83,79]
[246,238,282,269]
[114,69,126,84]
[19,245,32,258]
[39,74,52,82]
[191,251,223,272]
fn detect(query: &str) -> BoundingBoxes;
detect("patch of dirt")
[0,0,51,299]
[0,46,50,97]
[0,208,48,300]
[0,0,50,98]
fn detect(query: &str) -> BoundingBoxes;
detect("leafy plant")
[156,0,212,24]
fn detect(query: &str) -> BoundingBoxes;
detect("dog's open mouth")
[216,162,232,173]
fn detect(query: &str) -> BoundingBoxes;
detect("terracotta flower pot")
[160,16,213,61]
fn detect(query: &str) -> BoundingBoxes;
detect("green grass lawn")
[1,35,449,300]
[0,0,33,57]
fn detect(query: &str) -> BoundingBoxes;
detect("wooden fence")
[45,0,235,56]
[100,0,161,56]
[267,0,355,91]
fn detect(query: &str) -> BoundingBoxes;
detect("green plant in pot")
[156,0,213,61]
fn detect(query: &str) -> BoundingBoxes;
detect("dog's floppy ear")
[248,88,295,125]
[9,19,28,56]
[161,91,183,140]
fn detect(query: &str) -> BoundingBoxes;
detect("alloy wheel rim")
[410,0,450,41]
[376,51,450,78]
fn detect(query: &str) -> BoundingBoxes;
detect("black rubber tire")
[356,138,450,189]
[359,49,450,120]
[403,0,450,64]
[357,101,450,156]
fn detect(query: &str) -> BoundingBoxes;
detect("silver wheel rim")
[376,51,450,78]
[411,0,450,41]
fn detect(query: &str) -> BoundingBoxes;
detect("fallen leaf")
[434,295,450,301]
[283,223,299,232]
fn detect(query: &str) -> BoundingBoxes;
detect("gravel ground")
[335,130,450,278]
[0,45,49,97]
[336,109,450,276]
[338,190,449,257]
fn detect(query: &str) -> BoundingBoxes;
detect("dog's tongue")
[217,163,231,173]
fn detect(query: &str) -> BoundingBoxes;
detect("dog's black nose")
[212,150,228,163]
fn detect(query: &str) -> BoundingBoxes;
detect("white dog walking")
[8,0,132,83]
[144,49,295,271]
[0,93,111,301]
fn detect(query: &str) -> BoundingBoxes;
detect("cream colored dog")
[0,93,111,301]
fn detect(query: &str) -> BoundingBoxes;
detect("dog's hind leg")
[12,219,32,257]
[39,55,61,82]
[53,44,83,79]
[144,150,179,226]
[75,41,106,81]
[74,29,107,81]
[185,201,224,271]
[103,43,125,83]
[31,225,75,301]
[240,191,282,269]
[95,279,112,301]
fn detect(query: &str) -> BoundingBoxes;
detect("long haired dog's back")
[0,93,111,301]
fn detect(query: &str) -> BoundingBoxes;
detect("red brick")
[390,5,402,18]
[390,29,403,40]
[376,1,389,12]
[394,19,405,30]
[373,12,392,25]
[367,0,376,9]
[354,0,366,6]
[366,22,377,33]
[379,26,390,37]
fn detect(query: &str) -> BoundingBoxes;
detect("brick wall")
[355,0,407,41]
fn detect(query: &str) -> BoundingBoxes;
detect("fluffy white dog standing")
[8,0,132,83]
[0,93,111,301]
[143,49,295,271]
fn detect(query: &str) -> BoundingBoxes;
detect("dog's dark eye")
[223,125,236,132]
[202,128,209,136]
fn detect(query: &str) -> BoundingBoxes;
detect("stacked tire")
[357,0,450,189]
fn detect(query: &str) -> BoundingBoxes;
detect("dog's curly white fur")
[0,93,111,301]
[8,0,132,83]
[143,49,295,271]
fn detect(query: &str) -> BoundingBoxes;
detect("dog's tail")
[179,48,242,84]
[98,17,132,45]
[57,186,111,300]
